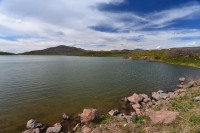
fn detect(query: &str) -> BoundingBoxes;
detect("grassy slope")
[91,86,200,133]
[129,49,200,68]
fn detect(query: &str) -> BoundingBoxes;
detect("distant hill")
[21,45,135,56]
[21,45,88,55]
[0,51,14,55]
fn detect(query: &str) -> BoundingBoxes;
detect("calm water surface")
[0,56,200,132]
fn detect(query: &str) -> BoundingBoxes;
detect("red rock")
[22,128,40,133]
[127,93,143,103]
[46,123,62,133]
[132,103,141,110]
[152,92,160,100]
[140,94,148,99]
[80,108,98,123]
[146,110,179,125]
[82,125,92,133]
[169,92,178,99]
[135,109,142,116]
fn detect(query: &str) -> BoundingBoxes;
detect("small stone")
[82,125,92,133]
[135,109,142,116]
[124,114,137,123]
[22,128,40,133]
[143,98,151,103]
[140,94,148,99]
[158,90,164,93]
[121,97,128,102]
[108,109,120,116]
[179,77,186,82]
[26,119,42,129]
[193,96,200,102]
[46,123,62,133]
[152,92,160,100]
[132,103,141,110]
[116,113,124,119]
[159,93,169,99]
[62,113,70,120]
[73,123,81,131]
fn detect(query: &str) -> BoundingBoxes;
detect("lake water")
[0,56,200,132]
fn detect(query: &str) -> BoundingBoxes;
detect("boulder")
[132,103,141,110]
[152,92,160,100]
[157,90,164,93]
[22,128,40,133]
[146,110,179,125]
[62,113,70,120]
[72,123,81,131]
[140,94,148,99]
[116,113,125,119]
[152,90,169,100]
[108,109,120,116]
[127,93,143,103]
[80,108,98,123]
[124,114,137,123]
[159,93,169,99]
[26,119,42,129]
[193,96,200,102]
[46,123,62,133]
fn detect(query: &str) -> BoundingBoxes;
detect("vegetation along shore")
[1,45,200,68]
[22,78,200,133]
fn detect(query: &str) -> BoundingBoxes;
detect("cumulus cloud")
[0,0,199,53]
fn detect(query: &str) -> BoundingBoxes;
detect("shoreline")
[22,78,200,133]
[128,57,200,69]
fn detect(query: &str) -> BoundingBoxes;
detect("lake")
[0,56,200,132]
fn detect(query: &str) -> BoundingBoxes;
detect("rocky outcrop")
[80,108,99,123]
[146,110,179,124]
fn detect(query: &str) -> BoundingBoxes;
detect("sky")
[0,0,200,53]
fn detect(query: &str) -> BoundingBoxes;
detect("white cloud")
[0,0,199,53]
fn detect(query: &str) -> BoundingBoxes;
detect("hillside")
[0,51,14,55]
[129,47,200,68]
[21,45,134,57]
[21,45,88,55]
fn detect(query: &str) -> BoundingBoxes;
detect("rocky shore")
[22,78,200,133]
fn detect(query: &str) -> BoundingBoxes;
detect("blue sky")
[0,0,200,53]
